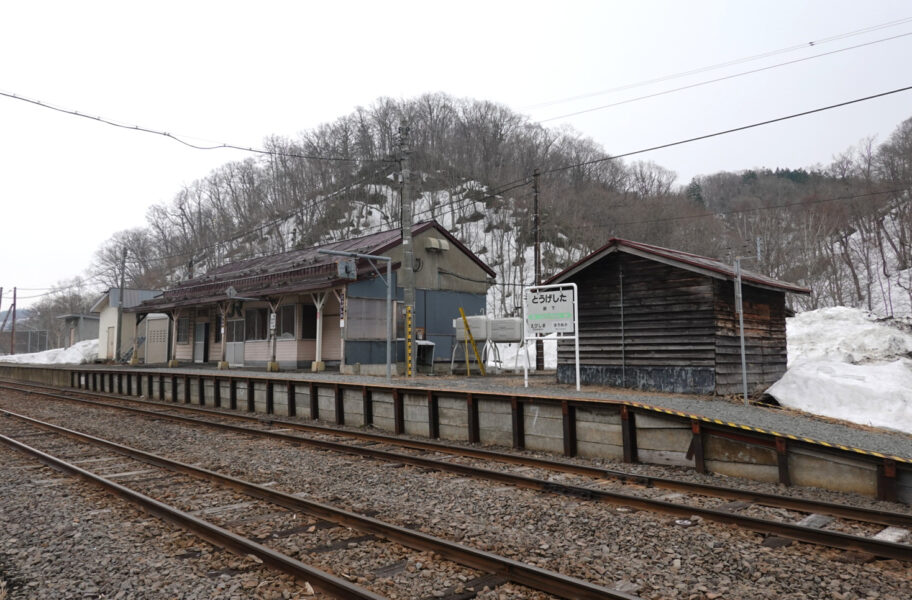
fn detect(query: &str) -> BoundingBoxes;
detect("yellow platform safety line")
[458,307,485,377]
[406,306,413,377]
[620,400,910,464]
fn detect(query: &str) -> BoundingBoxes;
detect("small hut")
[545,239,810,395]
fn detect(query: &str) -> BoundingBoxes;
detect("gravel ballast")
[1,391,909,600]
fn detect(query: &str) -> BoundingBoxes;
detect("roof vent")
[425,238,449,253]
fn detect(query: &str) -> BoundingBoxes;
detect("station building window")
[245,308,269,341]
[301,304,317,339]
[277,305,295,339]
[176,317,190,344]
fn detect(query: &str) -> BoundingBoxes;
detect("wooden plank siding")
[556,252,791,396]
[557,254,718,393]
[712,279,788,395]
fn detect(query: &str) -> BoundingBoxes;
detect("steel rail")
[5,379,912,530]
[0,409,639,600]
[0,431,384,600]
[2,387,911,562]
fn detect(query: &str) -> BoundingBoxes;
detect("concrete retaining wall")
[2,364,908,505]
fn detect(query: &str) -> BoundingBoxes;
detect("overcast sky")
[3,1,911,308]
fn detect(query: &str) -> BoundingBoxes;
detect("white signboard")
[522,282,580,391]
[524,288,576,334]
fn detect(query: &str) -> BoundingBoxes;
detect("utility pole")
[399,126,416,377]
[533,168,544,372]
[734,256,750,406]
[10,287,16,355]
[115,247,127,362]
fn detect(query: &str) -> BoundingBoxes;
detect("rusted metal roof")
[545,238,811,294]
[132,221,494,313]
[89,289,162,313]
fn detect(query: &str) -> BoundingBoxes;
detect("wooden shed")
[545,239,810,395]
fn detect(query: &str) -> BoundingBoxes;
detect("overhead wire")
[0,90,397,163]
[540,84,912,176]
[136,161,397,265]
[538,31,912,122]
[527,16,912,110]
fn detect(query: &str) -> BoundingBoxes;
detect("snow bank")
[767,307,912,434]
[767,359,912,433]
[785,306,912,366]
[0,339,98,365]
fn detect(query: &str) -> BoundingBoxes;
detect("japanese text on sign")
[524,288,575,334]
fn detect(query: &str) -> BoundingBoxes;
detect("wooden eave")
[546,240,811,295]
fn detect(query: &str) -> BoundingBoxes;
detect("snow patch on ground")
[785,306,912,366]
[767,307,912,435]
[0,339,98,365]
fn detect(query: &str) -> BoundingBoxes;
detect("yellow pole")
[458,307,486,376]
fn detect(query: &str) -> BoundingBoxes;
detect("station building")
[90,288,164,362]
[545,239,810,395]
[56,314,99,348]
[131,221,494,373]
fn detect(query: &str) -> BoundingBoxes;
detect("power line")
[539,31,912,122]
[526,16,912,110]
[0,90,397,163]
[138,162,396,266]
[541,84,912,176]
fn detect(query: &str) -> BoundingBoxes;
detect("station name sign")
[524,288,576,334]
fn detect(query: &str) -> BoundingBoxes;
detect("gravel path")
[2,391,909,600]
[74,365,912,461]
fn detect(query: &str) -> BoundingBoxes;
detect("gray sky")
[3,1,911,308]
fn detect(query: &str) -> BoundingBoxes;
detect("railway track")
[0,408,631,600]
[3,379,911,563]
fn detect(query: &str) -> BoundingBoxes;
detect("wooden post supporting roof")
[311,292,328,372]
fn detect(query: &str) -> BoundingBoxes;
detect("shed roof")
[545,238,811,294]
[56,314,100,321]
[133,221,494,313]
[89,289,162,313]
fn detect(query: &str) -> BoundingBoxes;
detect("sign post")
[522,282,580,390]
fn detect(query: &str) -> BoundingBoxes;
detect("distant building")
[56,314,100,348]
[545,238,810,395]
[89,289,163,361]
[0,309,48,355]
[132,221,494,373]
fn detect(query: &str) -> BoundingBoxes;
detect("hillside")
[87,93,912,317]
